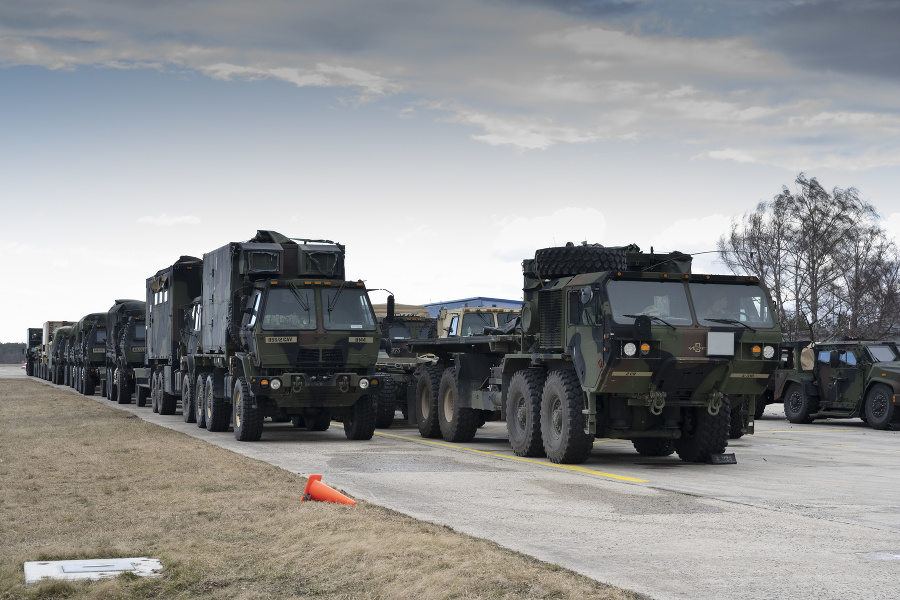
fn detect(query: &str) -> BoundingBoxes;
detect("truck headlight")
[270,378,282,391]
[763,345,775,359]
[359,378,369,389]
[623,342,637,357]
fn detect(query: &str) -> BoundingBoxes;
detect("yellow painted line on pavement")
[373,430,649,483]
[821,443,855,448]
[761,429,856,434]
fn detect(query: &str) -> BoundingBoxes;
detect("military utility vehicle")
[48,326,73,385]
[105,299,147,404]
[39,321,73,380]
[436,307,519,338]
[24,328,41,377]
[178,231,382,442]
[69,313,107,395]
[776,340,900,429]
[407,243,782,464]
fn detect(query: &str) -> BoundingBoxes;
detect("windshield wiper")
[623,314,676,330]
[705,318,756,332]
[286,282,310,312]
[327,283,345,313]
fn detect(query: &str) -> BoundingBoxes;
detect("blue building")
[422,296,522,318]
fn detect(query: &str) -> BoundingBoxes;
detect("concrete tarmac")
[8,367,900,600]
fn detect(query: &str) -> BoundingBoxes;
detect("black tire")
[291,415,306,428]
[438,368,479,443]
[116,368,131,404]
[534,245,627,279]
[205,374,229,432]
[108,368,117,401]
[181,373,196,423]
[100,376,107,399]
[306,410,331,431]
[865,383,898,430]
[416,366,443,439]
[674,403,731,463]
[784,383,817,424]
[632,438,676,457]
[136,385,149,407]
[344,395,376,440]
[540,369,593,464]
[25,361,33,377]
[754,393,767,419]
[375,376,397,428]
[84,369,95,396]
[506,369,546,457]
[195,374,207,428]
[150,372,159,413]
[158,376,177,415]
[233,376,263,441]
[728,398,745,440]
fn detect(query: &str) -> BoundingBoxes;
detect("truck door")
[817,349,863,408]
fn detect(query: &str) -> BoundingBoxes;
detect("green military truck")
[24,328,42,377]
[38,321,74,380]
[105,299,148,404]
[70,313,107,396]
[776,339,900,429]
[179,230,382,442]
[407,243,782,464]
[48,325,73,385]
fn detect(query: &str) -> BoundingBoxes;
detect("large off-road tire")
[506,369,546,457]
[674,403,731,463]
[83,369,96,396]
[540,369,593,464]
[158,373,177,415]
[438,368,479,443]
[116,368,131,404]
[783,383,817,424]
[233,376,263,441]
[108,368,117,400]
[375,376,397,428]
[195,374,207,428]
[181,373,196,423]
[754,393,767,419]
[865,383,898,430]
[728,398,746,439]
[416,366,443,439]
[632,438,676,457]
[205,374,230,432]
[150,372,159,413]
[534,245,627,279]
[136,385,149,407]
[344,395,376,440]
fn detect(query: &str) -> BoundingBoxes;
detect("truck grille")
[321,349,344,364]
[539,290,562,349]
[295,348,346,368]
[297,349,319,364]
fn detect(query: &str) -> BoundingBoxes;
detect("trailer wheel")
[416,366,443,438]
[205,374,229,432]
[507,369,546,457]
[344,395,376,440]
[136,384,149,407]
[534,245,627,279]
[865,383,897,430]
[306,409,331,431]
[233,376,263,441]
[375,376,397,428]
[632,438,675,456]
[783,383,817,424]
[116,368,131,404]
[540,369,593,464]
[181,374,196,423]
[195,374,207,428]
[437,368,479,443]
[674,403,731,463]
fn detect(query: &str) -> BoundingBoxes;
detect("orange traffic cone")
[301,474,356,506]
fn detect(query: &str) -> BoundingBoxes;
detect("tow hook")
[707,391,723,416]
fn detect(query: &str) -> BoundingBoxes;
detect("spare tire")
[534,245,627,279]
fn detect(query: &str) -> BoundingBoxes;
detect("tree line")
[718,173,900,342]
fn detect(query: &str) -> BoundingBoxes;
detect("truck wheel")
[534,245,627,279]
[728,398,746,439]
[416,366,443,439]
[438,368,479,443]
[344,395,376,440]
[632,438,675,456]
[233,376,263,441]
[136,385,149,407]
[159,378,177,415]
[674,403,731,463]
[195,374,207,428]
[116,368,131,404]
[783,383,817,424]
[306,410,330,431]
[100,375,107,399]
[111,368,119,401]
[291,415,306,428]
[205,374,230,432]
[506,369,546,457]
[375,377,397,428]
[150,373,159,413]
[83,371,95,396]
[540,369,593,464]
[865,383,897,430]
[181,374,196,422]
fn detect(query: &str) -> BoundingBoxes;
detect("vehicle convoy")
[406,243,782,464]
[156,230,382,442]
[37,321,73,380]
[24,328,41,377]
[68,313,107,396]
[775,339,900,429]
[48,325,73,385]
[105,299,147,404]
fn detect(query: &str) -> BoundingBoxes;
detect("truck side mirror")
[386,295,395,323]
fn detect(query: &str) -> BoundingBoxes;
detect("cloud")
[139,213,200,226]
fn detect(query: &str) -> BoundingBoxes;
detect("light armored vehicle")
[24,328,41,377]
[105,299,148,404]
[407,243,782,464]
[776,339,900,429]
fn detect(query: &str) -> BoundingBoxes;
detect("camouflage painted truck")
[105,299,148,404]
[48,325,73,385]
[40,321,73,381]
[179,230,382,442]
[69,313,108,396]
[407,243,782,464]
[24,328,42,377]
[775,339,900,430]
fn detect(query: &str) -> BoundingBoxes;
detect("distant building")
[422,297,522,318]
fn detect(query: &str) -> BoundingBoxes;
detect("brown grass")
[0,379,643,600]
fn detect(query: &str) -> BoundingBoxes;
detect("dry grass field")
[0,379,643,600]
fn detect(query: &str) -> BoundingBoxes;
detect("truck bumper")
[248,372,379,408]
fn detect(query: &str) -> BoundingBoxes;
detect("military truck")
[435,306,519,338]
[105,299,147,404]
[137,256,203,413]
[406,243,782,464]
[775,339,900,430]
[48,325,73,385]
[24,328,42,377]
[39,321,73,380]
[69,313,107,395]
[176,230,382,442]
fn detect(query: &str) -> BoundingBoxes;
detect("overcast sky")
[3,0,900,343]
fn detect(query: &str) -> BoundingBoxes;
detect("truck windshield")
[867,346,899,362]
[322,288,376,331]
[133,323,146,341]
[261,288,316,330]
[605,280,693,325]
[388,324,412,339]
[496,312,519,326]
[689,283,775,328]
[460,313,494,335]
[92,329,107,344]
